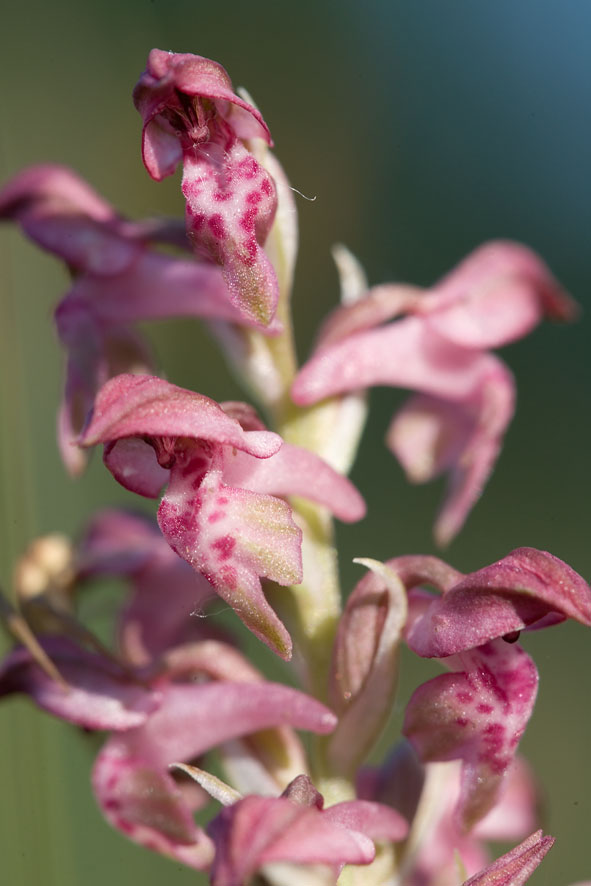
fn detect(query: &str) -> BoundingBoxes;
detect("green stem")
[233,146,351,802]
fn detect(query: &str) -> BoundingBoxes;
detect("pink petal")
[0,164,141,274]
[386,393,476,484]
[323,799,408,843]
[292,317,488,406]
[475,757,538,842]
[80,374,282,459]
[0,164,116,223]
[141,119,184,180]
[63,250,260,327]
[424,241,577,349]
[104,438,169,497]
[0,637,160,730]
[222,442,366,523]
[315,283,422,348]
[403,640,538,830]
[406,547,591,658]
[388,358,515,545]
[461,830,554,886]
[386,554,462,593]
[260,808,374,867]
[106,681,336,770]
[460,546,591,626]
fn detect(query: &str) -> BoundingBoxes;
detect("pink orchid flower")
[0,634,336,870]
[93,647,337,870]
[133,49,279,326]
[387,549,591,830]
[206,774,407,886]
[345,549,591,831]
[292,241,576,543]
[0,164,264,474]
[79,374,365,658]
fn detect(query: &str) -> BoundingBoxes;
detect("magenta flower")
[0,164,262,474]
[0,635,337,870]
[373,548,591,829]
[207,774,407,885]
[133,49,279,326]
[80,374,365,658]
[292,242,576,543]
[93,654,337,870]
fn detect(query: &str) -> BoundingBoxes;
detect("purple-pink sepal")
[402,547,591,658]
[0,636,160,730]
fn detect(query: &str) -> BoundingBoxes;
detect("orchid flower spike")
[292,241,576,543]
[134,49,280,326]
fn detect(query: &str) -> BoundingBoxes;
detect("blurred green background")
[0,0,589,883]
